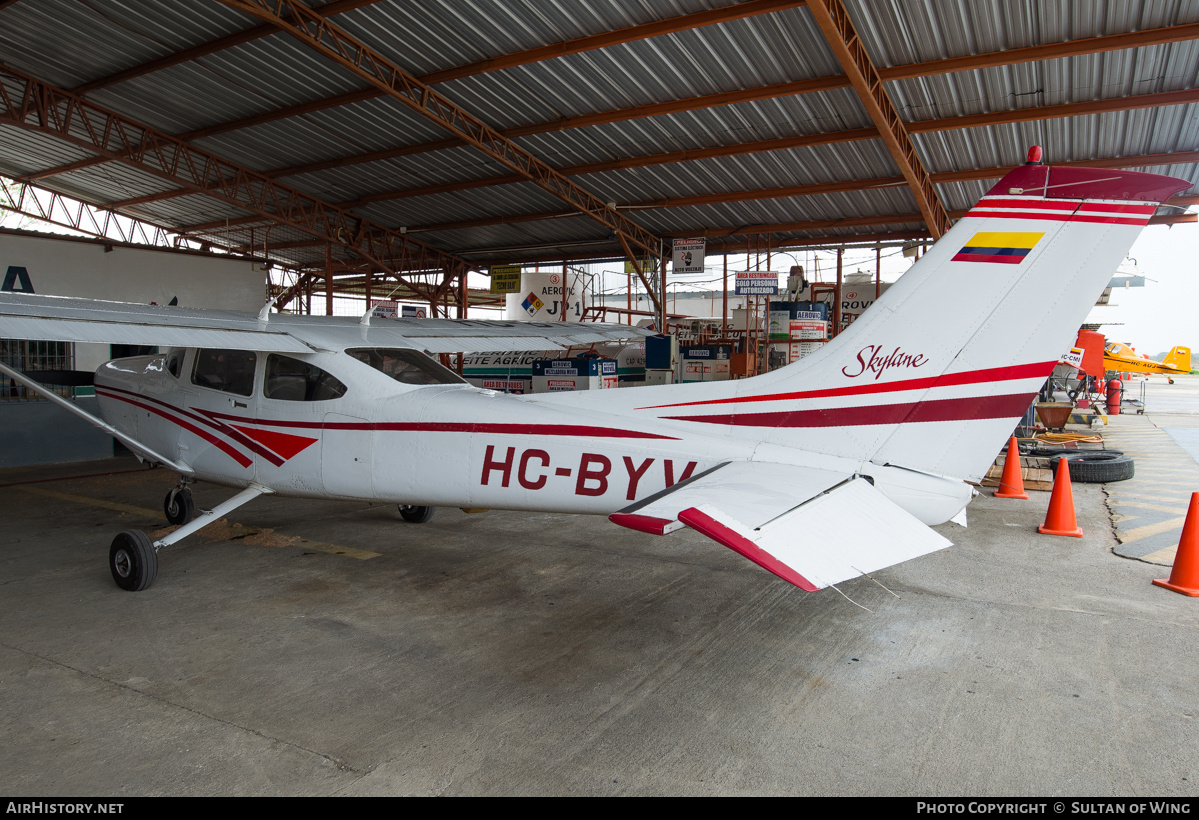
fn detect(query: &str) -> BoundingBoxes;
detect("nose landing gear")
[164,484,194,526]
[398,505,434,523]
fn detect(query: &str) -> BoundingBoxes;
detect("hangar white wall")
[1,229,268,467]
[1,229,267,370]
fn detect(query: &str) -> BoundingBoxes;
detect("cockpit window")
[346,348,465,386]
[192,349,257,396]
[263,355,347,401]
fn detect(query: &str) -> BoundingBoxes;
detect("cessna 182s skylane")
[0,153,1190,594]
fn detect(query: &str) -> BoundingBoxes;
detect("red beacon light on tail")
[1025,145,1043,165]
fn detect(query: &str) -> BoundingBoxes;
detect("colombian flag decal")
[952,231,1045,265]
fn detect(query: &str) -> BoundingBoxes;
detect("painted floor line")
[13,486,377,560]
[1141,544,1180,563]
[1117,516,1188,545]
[1109,501,1192,515]
[14,485,164,520]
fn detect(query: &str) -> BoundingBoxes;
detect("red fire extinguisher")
[1106,378,1123,414]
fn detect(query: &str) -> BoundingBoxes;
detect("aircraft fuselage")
[92,346,971,525]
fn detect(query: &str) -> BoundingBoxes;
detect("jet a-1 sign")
[0,156,1189,594]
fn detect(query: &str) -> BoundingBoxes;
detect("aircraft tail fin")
[643,155,1190,482]
[1164,346,1192,373]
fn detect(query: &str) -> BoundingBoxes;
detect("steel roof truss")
[0,66,466,302]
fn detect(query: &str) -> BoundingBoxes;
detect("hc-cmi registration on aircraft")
[0,151,1190,593]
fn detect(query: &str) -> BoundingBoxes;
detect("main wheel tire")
[164,487,194,526]
[398,505,434,524]
[109,530,158,591]
[1051,452,1135,483]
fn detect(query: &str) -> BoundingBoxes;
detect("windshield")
[346,348,465,386]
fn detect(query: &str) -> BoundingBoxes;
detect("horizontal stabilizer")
[609,460,852,535]
[609,460,952,590]
[680,478,951,591]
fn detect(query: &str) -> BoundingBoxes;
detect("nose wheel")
[398,505,434,523]
[109,530,158,591]
[164,486,194,525]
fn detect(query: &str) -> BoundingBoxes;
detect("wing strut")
[0,361,193,475]
[153,485,270,549]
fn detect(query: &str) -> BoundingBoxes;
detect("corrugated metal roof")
[0,0,1194,276]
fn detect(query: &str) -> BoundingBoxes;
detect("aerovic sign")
[504,271,586,322]
[735,270,780,296]
[672,238,705,274]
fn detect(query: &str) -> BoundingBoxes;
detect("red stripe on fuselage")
[639,361,1054,411]
[972,198,1155,215]
[96,383,678,464]
[663,393,1035,429]
[965,208,1149,225]
[95,387,253,468]
[98,384,284,465]
[199,411,680,440]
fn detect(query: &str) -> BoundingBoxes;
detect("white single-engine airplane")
[0,150,1189,593]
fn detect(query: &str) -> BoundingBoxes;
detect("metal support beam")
[70,0,811,215]
[807,0,950,239]
[216,0,665,317]
[69,0,382,95]
[217,0,663,260]
[93,18,1199,213]
[908,88,1199,134]
[0,176,188,250]
[878,22,1199,82]
[0,65,466,305]
[375,151,1199,237]
[247,83,1199,220]
[258,75,852,182]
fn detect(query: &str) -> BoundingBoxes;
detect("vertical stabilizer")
[642,155,1190,481]
[1165,346,1192,373]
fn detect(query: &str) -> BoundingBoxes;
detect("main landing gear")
[109,530,158,591]
[398,505,434,523]
[107,485,268,593]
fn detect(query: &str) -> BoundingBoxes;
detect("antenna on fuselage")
[257,296,276,322]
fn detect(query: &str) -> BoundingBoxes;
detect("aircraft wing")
[610,461,951,591]
[0,293,314,352]
[0,293,654,353]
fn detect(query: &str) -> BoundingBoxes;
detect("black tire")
[1051,452,1135,483]
[398,505,434,524]
[109,530,158,591]
[164,487,194,526]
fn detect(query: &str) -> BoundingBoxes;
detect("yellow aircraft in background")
[1104,343,1192,382]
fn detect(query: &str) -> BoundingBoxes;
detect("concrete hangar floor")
[1,417,1196,795]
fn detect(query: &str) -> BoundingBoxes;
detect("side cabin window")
[191,348,257,396]
[263,355,347,402]
[346,348,465,386]
[165,349,183,379]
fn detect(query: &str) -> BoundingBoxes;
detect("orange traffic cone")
[1038,457,1083,537]
[994,436,1029,499]
[1153,492,1199,596]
